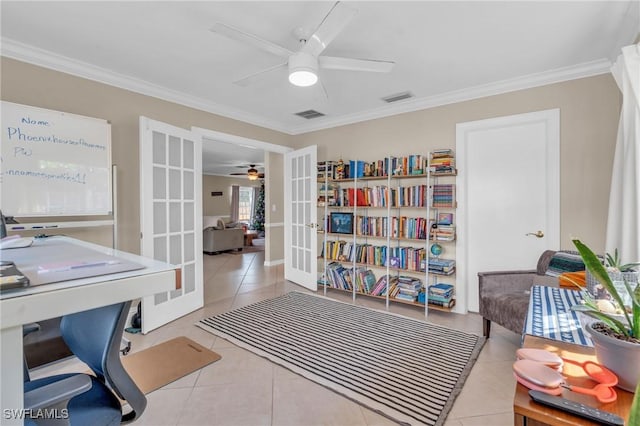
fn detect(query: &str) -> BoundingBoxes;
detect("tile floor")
[32,251,521,426]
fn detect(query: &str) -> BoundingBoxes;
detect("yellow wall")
[293,75,621,251]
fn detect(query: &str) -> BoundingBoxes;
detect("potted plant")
[586,247,640,302]
[571,239,640,392]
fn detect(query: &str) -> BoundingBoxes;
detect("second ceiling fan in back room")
[210,1,395,92]
[230,165,265,181]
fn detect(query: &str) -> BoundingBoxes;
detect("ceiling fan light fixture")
[247,165,259,180]
[288,52,318,87]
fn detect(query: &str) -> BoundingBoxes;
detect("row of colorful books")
[319,183,457,209]
[323,184,455,208]
[429,149,456,175]
[346,155,430,178]
[322,241,388,267]
[321,185,430,208]
[318,151,456,181]
[322,266,456,307]
[322,240,456,275]
[354,215,430,240]
[430,184,456,208]
[323,263,426,300]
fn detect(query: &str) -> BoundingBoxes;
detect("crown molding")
[1,38,291,134]
[287,58,612,134]
[2,38,611,136]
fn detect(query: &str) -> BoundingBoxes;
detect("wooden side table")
[244,230,258,246]
[513,335,633,425]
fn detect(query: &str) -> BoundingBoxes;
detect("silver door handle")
[526,230,544,238]
[306,223,317,228]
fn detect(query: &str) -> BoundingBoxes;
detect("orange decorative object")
[559,270,586,288]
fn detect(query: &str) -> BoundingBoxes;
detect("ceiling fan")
[230,165,265,180]
[211,1,395,88]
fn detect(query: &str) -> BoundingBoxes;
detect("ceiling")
[202,139,265,176]
[1,1,638,175]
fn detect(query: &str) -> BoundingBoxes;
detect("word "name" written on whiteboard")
[21,116,51,126]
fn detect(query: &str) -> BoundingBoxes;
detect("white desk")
[0,237,177,425]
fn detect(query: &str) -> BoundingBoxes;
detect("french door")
[284,145,318,290]
[139,117,203,333]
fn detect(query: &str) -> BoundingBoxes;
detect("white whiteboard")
[1,101,112,217]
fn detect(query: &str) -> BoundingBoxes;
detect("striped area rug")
[197,292,484,426]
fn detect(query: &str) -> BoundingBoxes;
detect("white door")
[457,109,560,313]
[139,117,203,333]
[284,145,318,290]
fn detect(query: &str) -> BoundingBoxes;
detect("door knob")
[305,223,317,228]
[526,230,544,238]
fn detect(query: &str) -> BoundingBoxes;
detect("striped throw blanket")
[545,251,585,277]
[524,285,592,347]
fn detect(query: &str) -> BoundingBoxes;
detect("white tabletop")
[0,236,177,424]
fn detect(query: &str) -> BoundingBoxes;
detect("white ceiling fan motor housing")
[288,52,319,87]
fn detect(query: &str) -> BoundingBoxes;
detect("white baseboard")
[264,259,284,266]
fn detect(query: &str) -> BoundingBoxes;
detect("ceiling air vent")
[382,91,414,103]
[294,109,325,119]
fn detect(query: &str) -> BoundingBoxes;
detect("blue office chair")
[23,301,146,425]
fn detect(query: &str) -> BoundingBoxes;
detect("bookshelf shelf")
[323,258,455,276]
[320,232,455,243]
[317,152,458,316]
[318,284,455,312]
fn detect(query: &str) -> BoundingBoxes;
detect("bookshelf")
[317,152,457,316]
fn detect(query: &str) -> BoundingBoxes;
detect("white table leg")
[1,325,23,425]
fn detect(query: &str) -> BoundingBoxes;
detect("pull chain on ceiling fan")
[210,1,395,89]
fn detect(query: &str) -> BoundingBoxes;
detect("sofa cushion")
[215,218,226,230]
[203,215,232,230]
[480,291,531,335]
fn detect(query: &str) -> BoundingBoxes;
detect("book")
[437,213,453,225]
[429,282,454,294]
[428,298,456,308]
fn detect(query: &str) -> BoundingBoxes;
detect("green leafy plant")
[571,239,640,339]
[605,248,640,272]
[631,381,640,426]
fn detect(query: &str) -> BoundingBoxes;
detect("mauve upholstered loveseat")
[478,250,559,338]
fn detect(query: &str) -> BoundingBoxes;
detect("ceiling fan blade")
[233,63,287,86]
[318,80,329,101]
[301,2,357,57]
[211,22,293,59]
[319,56,395,73]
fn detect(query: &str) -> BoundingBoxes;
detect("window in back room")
[238,186,254,222]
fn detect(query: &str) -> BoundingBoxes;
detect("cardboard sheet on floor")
[122,336,221,394]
